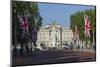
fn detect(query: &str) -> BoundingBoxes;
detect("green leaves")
[12,1,42,44]
[70,8,96,42]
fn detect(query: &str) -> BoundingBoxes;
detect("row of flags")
[17,14,91,41]
[74,15,91,39]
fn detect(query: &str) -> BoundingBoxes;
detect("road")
[12,50,96,66]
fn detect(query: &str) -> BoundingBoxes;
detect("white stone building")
[36,22,73,49]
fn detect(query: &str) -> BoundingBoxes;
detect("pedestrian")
[16,43,21,56]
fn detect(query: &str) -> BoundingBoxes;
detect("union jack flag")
[17,14,29,38]
[84,15,91,38]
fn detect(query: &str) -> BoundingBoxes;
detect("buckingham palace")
[36,22,73,49]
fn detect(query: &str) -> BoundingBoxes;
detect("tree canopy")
[70,8,96,43]
[12,1,42,45]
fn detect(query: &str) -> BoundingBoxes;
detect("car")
[62,45,70,50]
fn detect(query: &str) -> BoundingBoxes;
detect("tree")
[70,8,96,44]
[12,1,42,54]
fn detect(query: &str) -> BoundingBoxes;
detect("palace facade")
[36,22,73,49]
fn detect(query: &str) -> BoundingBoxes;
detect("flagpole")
[14,15,18,55]
[24,13,29,53]
[93,28,95,46]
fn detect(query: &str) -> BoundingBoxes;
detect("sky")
[38,2,95,27]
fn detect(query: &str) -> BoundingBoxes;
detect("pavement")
[12,50,96,66]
